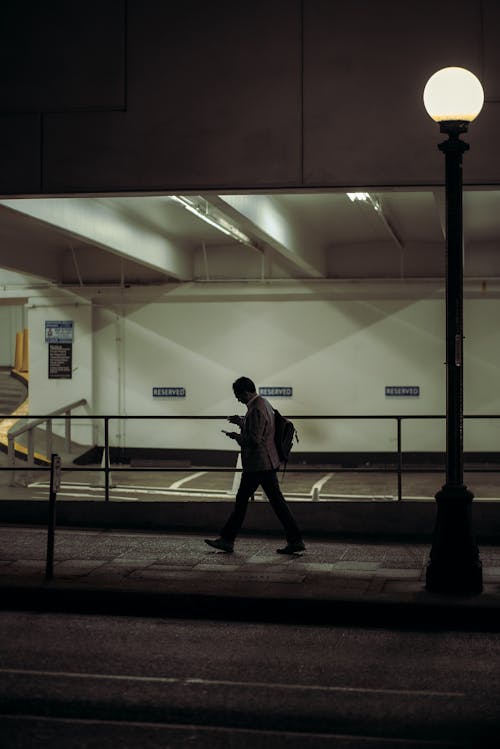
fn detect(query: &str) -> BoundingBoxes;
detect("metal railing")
[2,411,500,502]
[6,398,87,485]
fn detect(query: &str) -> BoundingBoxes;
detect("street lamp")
[423,66,484,594]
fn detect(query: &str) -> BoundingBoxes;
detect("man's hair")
[232,376,256,395]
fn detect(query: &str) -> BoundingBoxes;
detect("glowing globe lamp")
[423,66,484,124]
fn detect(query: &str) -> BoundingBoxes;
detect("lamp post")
[423,67,484,594]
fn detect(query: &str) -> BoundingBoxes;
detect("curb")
[2,579,500,631]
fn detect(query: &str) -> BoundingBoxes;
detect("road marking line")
[29,481,227,499]
[24,487,403,502]
[310,473,334,500]
[27,480,413,502]
[45,492,139,501]
[184,677,464,698]
[0,668,178,684]
[0,668,465,698]
[169,472,207,489]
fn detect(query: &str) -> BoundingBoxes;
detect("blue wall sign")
[152,387,186,397]
[385,386,420,397]
[45,320,74,343]
[259,387,293,397]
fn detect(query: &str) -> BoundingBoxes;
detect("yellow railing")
[14,328,29,373]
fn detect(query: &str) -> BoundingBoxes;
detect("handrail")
[8,399,88,437]
[4,413,500,420]
[4,410,500,502]
[7,398,87,485]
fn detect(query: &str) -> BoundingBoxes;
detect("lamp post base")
[425,483,483,595]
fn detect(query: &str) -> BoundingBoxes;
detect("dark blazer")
[239,395,280,471]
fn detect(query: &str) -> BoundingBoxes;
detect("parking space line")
[25,479,433,502]
[170,471,207,489]
[311,473,334,501]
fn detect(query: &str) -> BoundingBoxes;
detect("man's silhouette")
[205,376,305,554]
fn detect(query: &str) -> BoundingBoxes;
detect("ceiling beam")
[0,198,193,280]
[205,194,326,277]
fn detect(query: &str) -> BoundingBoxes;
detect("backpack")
[273,409,298,471]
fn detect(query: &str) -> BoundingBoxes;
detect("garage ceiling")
[0,190,499,290]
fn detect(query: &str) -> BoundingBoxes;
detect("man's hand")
[221,430,240,441]
[227,415,243,427]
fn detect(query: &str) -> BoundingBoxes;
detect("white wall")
[464,299,500,451]
[93,289,448,453]
[24,286,500,455]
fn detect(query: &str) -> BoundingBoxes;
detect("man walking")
[205,376,305,555]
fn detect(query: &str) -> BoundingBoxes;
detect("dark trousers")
[221,470,302,544]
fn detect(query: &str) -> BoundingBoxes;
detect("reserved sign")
[152,387,186,397]
[385,386,420,397]
[259,387,293,397]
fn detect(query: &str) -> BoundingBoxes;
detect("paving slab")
[0,525,500,630]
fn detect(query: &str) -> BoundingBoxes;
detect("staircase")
[0,368,36,464]
[0,368,27,415]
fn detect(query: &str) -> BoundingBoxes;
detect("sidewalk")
[1,524,500,629]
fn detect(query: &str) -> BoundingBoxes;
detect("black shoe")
[205,538,234,553]
[276,541,306,555]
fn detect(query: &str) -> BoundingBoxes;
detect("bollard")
[45,454,61,581]
[230,453,242,496]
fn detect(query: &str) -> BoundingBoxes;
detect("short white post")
[230,453,242,496]
[97,446,115,489]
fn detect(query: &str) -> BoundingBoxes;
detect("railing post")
[104,417,110,502]
[27,428,35,484]
[46,418,53,460]
[27,428,34,464]
[65,410,71,452]
[397,417,402,502]
[45,453,61,581]
[8,434,16,486]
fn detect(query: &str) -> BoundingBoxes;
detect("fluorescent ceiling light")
[170,195,252,245]
[346,192,371,202]
[179,201,234,236]
[347,192,382,213]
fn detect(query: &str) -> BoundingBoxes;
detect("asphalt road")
[1,611,500,747]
